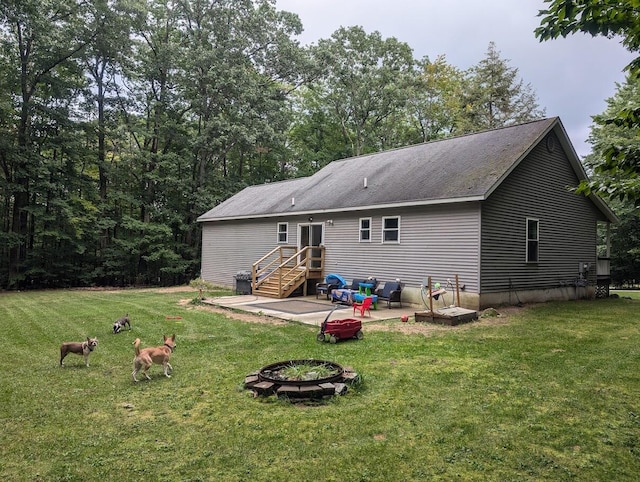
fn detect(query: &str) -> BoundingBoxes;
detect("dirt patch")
[72,285,198,294]
[179,298,288,325]
[182,299,528,332]
[364,305,526,336]
[364,316,505,335]
[155,286,196,293]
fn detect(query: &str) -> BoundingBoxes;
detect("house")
[197,117,616,310]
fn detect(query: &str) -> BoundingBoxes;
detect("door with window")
[299,223,323,268]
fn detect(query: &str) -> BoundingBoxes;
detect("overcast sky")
[276,0,635,159]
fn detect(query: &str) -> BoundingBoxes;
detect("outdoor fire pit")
[244,359,360,400]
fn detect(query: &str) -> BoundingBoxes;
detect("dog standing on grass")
[132,334,176,382]
[60,337,98,367]
[113,314,131,334]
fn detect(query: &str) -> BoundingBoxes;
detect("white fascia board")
[197,196,484,222]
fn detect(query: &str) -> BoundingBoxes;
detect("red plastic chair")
[353,296,373,317]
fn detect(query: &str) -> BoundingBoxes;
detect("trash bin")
[234,270,252,295]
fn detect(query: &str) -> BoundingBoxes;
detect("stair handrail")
[279,247,311,289]
[253,245,325,296]
[252,245,297,289]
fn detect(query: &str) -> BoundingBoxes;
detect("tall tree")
[108,0,195,284]
[83,0,138,202]
[312,26,416,157]
[0,0,97,287]
[586,75,640,174]
[287,86,352,176]
[179,0,307,185]
[100,0,309,285]
[536,0,640,205]
[585,75,640,286]
[176,0,309,276]
[608,211,640,287]
[79,0,141,284]
[409,54,465,142]
[457,42,545,133]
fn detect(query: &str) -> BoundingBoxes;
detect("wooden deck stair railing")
[252,245,325,299]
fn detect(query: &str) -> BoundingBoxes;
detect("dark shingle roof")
[197,118,614,222]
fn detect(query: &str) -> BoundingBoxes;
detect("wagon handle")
[320,305,340,333]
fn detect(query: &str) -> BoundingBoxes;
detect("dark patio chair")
[376,281,403,309]
[316,274,346,300]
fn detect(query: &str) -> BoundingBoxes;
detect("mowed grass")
[1,288,639,481]
[612,289,640,300]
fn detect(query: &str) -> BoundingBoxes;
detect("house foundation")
[477,285,596,309]
[402,285,597,311]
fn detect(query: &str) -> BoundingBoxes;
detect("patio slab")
[203,294,410,326]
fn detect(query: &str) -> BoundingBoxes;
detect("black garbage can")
[234,270,252,295]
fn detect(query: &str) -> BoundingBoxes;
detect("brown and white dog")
[132,334,176,382]
[113,314,131,334]
[60,337,98,367]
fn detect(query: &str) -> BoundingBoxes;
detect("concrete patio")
[202,294,410,327]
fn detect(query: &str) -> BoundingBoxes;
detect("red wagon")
[317,308,363,343]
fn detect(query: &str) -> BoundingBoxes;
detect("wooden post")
[455,274,460,307]
[428,276,433,319]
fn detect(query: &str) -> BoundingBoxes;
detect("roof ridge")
[330,117,557,165]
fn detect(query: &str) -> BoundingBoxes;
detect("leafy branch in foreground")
[536,0,640,205]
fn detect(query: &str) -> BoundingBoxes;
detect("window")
[277,222,288,244]
[359,217,371,242]
[526,218,539,262]
[382,216,400,243]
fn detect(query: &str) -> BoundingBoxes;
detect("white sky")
[276,0,636,159]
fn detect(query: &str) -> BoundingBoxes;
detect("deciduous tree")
[585,75,640,285]
[409,54,465,142]
[313,26,416,157]
[0,0,97,287]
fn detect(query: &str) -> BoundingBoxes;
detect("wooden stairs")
[252,245,325,299]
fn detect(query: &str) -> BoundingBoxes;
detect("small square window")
[359,217,371,242]
[382,216,400,243]
[526,218,539,263]
[277,222,288,244]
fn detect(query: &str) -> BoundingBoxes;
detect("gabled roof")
[198,117,617,223]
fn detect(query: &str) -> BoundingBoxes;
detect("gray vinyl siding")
[201,221,266,286]
[480,133,600,293]
[200,216,306,287]
[201,205,481,291]
[321,203,480,291]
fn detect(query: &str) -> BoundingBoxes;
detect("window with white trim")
[526,218,539,262]
[359,217,371,242]
[277,222,288,244]
[382,216,400,243]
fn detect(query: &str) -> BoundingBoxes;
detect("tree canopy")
[536,0,640,205]
[585,74,640,285]
[0,1,546,289]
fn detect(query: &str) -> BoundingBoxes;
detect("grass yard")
[1,288,639,481]
[612,289,640,300]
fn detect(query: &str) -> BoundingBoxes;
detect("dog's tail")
[133,338,141,356]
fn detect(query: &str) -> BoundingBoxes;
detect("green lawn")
[612,289,640,300]
[1,288,639,481]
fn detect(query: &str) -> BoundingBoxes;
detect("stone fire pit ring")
[244,359,360,400]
